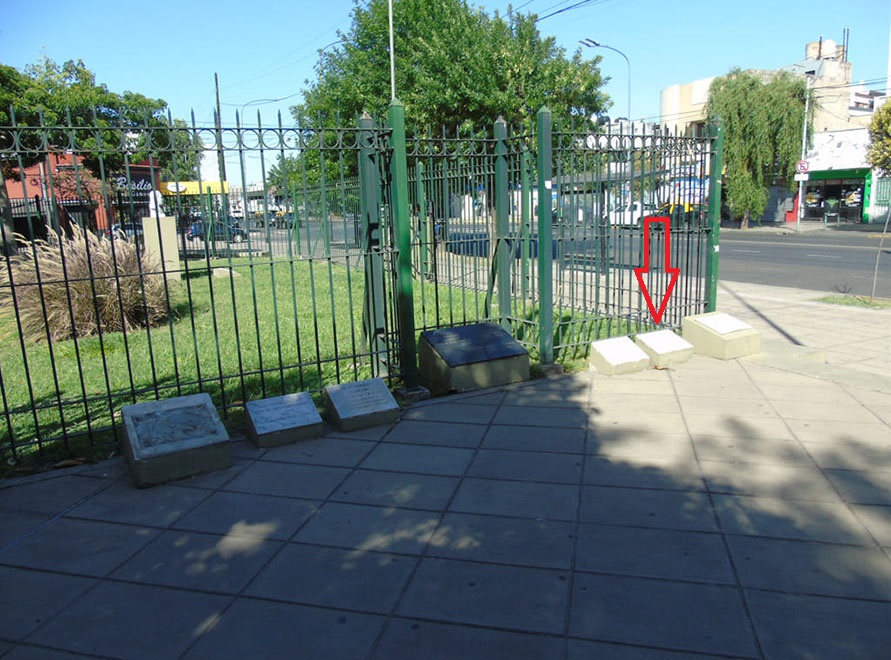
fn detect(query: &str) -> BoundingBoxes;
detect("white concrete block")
[246,392,324,448]
[588,336,651,375]
[634,329,694,367]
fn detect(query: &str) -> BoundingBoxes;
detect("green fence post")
[388,99,420,389]
[358,112,388,376]
[536,107,554,364]
[494,117,511,329]
[705,119,725,312]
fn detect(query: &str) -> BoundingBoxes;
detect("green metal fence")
[0,104,721,462]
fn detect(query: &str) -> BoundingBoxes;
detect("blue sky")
[2,0,889,128]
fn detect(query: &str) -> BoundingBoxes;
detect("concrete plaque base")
[246,392,324,448]
[325,378,401,431]
[588,336,651,375]
[121,393,231,487]
[419,323,529,396]
[683,312,761,360]
[634,329,694,367]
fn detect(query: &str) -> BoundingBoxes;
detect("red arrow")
[634,216,680,325]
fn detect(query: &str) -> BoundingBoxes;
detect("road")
[718,229,891,298]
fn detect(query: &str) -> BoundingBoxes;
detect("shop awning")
[160,181,229,196]
[806,168,870,182]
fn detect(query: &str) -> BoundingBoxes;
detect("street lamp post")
[580,38,631,127]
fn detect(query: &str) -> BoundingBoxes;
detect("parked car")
[186,220,247,242]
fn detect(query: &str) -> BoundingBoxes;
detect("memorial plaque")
[695,312,753,335]
[246,392,324,448]
[419,322,530,395]
[588,336,651,375]
[634,329,693,367]
[325,378,401,431]
[122,393,231,487]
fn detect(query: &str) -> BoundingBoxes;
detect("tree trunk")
[741,209,750,230]
[0,180,18,255]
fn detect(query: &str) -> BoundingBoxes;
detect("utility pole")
[214,73,227,183]
[796,76,811,232]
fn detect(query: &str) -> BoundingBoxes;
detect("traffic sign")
[796,160,810,174]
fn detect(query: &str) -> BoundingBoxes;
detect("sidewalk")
[1,282,889,659]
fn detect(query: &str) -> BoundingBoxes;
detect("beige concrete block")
[634,329,694,367]
[588,336,651,375]
[683,312,761,360]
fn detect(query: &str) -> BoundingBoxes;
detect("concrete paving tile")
[382,420,488,448]
[403,403,497,425]
[492,404,591,428]
[331,469,459,510]
[579,486,718,532]
[173,491,319,540]
[575,524,734,584]
[675,396,776,418]
[482,425,586,454]
[0,566,96,641]
[824,468,891,505]
[260,437,375,467]
[30,581,230,659]
[713,494,874,544]
[427,512,575,569]
[64,481,210,528]
[222,461,349,500]
[245,543,416,613]
[746,590,891,660]
[589,393,681,414]
[692,435,814,467]
[112,529,281,594]
[371,618,563,660]
[455,390,507,406]
[175,458,252,490]
[181,598,384,660]
[770,399,880,424]
[589,432,695,463]
[324,425,392,441]
[569,573,757,657]
[843,384,891,407]
[468,449,582,484]
[785,418,891,444]
[801,440,891,474]
[359,444,475,476]
[0,645,100,659]
[567,639,737,660]
[700,462,839,501]
[590,410,690,436]
[0,518,158,577]
[753,382,860,404]
[583,456,705,492]
[728,536,891,600]
[591,378,677,396]
[293,502,439,555]
[502,383,592,408]
[852,504,891,547]
[671,380,763,400]
[398,557,568,634]
[450,478,579,521]
[0,475,106,516]
[0,510,45,550]
[684,413,794,440]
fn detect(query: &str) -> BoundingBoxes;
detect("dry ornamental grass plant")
[0,224,173,342]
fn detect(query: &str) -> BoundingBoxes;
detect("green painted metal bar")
[388,100,419,388]
[494,117,511,329]
[705,119,725,312]
[415,161,428,278]
[536,106,554,364]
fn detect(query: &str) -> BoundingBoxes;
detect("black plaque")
[420,322,527,367]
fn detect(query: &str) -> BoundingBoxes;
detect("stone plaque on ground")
[419,322,529,396]
[325,378,401,431]
[121,393,231,487]
[246,392,324,448]
[588,336,650,375]
[634,329,694,367]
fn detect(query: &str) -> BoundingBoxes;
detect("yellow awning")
[160,181,229,196]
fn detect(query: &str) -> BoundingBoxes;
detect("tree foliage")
[294,0,608,130]
[867,101,891,176]
[707,69,809,227]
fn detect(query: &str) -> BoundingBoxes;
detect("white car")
[606,201,655,226]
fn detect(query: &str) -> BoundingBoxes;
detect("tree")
[867,101,891,176]
[1,58,200,246]
[707,69,809,228]
[294,0,608,130]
